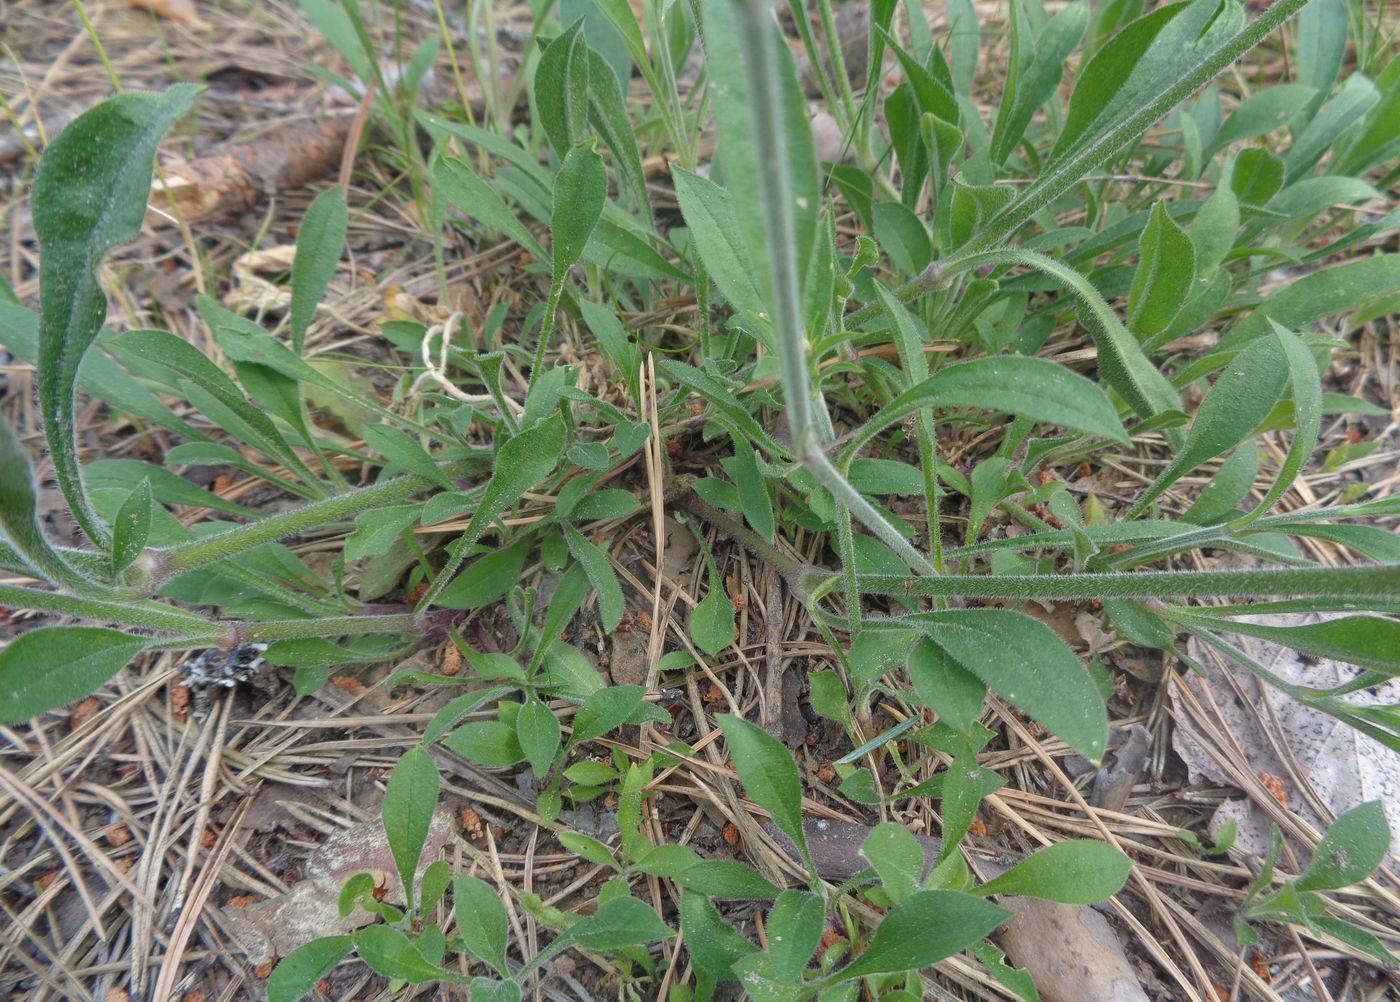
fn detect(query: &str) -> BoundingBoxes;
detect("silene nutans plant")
[2,0,1399,998]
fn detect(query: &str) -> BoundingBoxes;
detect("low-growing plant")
[3,0,1399,997]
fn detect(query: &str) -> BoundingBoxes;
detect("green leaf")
[716,715,808,866]
[535,19,591,155]
[672,167,766,317]
[834,891,1011,981]
[564,527,625,633]
[558,831,618,868]
[691,574,736,656]
[1183,614,1400,675]
[861,823,926,905]
[1240,323,1322,521]
[1218,254,1400,353]
[1191,181,1240,277]
[975,840,1131,903]
[570,684,645,746]
[1131,331,1288,517]
[33,85,200,547]
[1296,801,1390,891]
[1231,147,1285,206]
[434,539,531,611]
[266,936,353,1002]
[552,142,608,280]
[728,436,775,542]
[110,478,153,577]
[633,843,702,877]
[454,875,510,974]
[442,721,525,767]
[290,185,347,353]
[699,0,818,315]
[990,0,1088,167]
[676,860,784,900]
[1128,201,1195,339]
[418,414,565,609]
[467,979,521,1002]
[874,201,931,276]
[1184,442,1258,525]
[902,610,1109,764]
[583,46,651,226]
[1283,74,1380,180]
[0,627,148,725]
[382,746,440,910]
[765,890,824,980]
[681,891,758,981]
[354,925,449,983]
[0,411,87,590]
[1294,0,1347,118]
[571,895,675,949]
[517,697,562,776]
[363,424,454,489]
[1208,84,1318,156]
[846,353,1130,463]
[907,639,985,733]
[433,155,547,259]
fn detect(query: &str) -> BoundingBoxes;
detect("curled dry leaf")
[220,806,455,962]
[130,0,204,28]
[1173,615,1400,860]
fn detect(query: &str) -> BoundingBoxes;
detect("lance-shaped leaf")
[0,627,148,725]
[551,141,607,282]
[33,84,200,548]
[290,185,347,353]
[1128,201,1195,339]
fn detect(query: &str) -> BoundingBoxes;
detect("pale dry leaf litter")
[1174,614,1400,861]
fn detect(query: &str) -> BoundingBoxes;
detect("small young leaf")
[454,875,510,974]
[516,697,562,776]
[535,19,591,155]
[442,721,524,767]
[1128,201,1196,339]
[0,627,147,725]
[558,831,618,868]
[1231,147,1286,206]
[690,579,737,656]
[110,479,153,577]
[861,823,926,905]
[1297,800,1391,891]
[33,84,200,547]
[727,436,775,542]
[835,891,1010,981]
[716,715,808,866]
[551,142,608,280]
[266,936,353,1002]
[290,185,347,353]
[382,747,441,910]
[975,840,1132,903]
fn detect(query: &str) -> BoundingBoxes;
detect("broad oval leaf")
[1128,201,1195,338]
[353,925,450,983]
[570,684,645,745]
[690,582,737,656]
[552,142,608,279]
[680,890,759,981]
[0,627,147,725]
[382,746,441,902]
[766,890,825,980]
[837,890,1011,980]
[33,84,200,547]
[902,610,1109,764]
[266,935,353,1002]
[675,860,783,900]
[516,697,562,776]
[442,721,524,767]
[717,715,807,861]
[975,840,1132,903]
[1296,801,1390,891]
[454,875,510,973]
